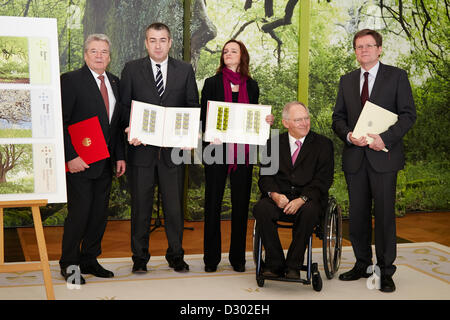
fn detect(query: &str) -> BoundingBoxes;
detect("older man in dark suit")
[120,23,199,274]
[59,34,126,284]
[253,101,334,279]
[332,29,416,292]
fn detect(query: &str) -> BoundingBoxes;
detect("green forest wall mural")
[0,0,448,227]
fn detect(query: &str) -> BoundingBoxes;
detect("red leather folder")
[65,116,110,172]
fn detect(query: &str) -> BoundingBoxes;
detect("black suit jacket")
[332,62,416,173]
[61,64,125,179]
[258,131,334,210]
[120,56,199,167]
[200,72,260,132]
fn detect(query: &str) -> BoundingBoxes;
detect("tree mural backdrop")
[0,0,448,226]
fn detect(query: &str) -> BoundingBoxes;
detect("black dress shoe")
[80,262,114,278]
[286,268,300,279]
[339,265,371,281]
[262,268,284,278]
[380,275,396,293]
[61,267,86,285]
[169,258,189,273]
[132,262,148,274]
[232,264,245,272]
[205,265,217,272]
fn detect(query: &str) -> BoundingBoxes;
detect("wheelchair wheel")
[253,221,266,286]
[322,197,342,279]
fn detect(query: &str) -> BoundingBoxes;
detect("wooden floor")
[4,211,449,262]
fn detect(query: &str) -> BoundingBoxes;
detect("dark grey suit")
[120,56,199,265]
[332,62,416,276]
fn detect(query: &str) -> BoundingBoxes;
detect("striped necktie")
[155,64,164,97]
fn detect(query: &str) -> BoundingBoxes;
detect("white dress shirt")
[150,57,169,89]
[347,61,380,143]
[89,68,116,123]
[360,61,380,97]
[288,133,306,156]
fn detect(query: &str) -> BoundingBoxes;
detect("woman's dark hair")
[217,39,251,78]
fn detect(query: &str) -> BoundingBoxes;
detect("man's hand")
[116,160,126,177]
[125,127,145,146]
[349,131,368,147]
[271,192,289,209]
[67,156,89,173]
[367,133,386,151]
[283,198,306,215]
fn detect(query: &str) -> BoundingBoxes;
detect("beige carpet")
[0,242,448,300]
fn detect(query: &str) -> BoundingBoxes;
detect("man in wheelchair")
[253,101,334,279]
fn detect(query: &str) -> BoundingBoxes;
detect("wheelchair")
[253,196,342,291]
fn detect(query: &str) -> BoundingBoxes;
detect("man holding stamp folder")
[332,29,416,292]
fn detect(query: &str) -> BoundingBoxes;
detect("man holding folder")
[120,23,199,274]
[59,34,126,284]
[332,29,416,292]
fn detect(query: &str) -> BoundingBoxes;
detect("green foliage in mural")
[0,0,448,227]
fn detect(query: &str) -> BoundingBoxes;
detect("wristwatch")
[300,195,308,202]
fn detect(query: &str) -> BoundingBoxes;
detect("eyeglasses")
[355,44,378,51]
[290,117,310,123]
[87,49,110,56]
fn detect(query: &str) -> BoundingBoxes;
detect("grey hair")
[84,34,111,52]
[282,101,309,120]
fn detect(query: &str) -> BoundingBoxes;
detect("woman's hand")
[265,114,274,125]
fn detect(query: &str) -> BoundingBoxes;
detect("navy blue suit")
[332,62,416,276]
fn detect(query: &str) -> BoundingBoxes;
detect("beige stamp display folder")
[352,101,398,152]
[204,100,272,145]
[129,100,200,148]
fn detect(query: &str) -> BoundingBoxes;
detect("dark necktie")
[361,71,369,107]
[291,140,302,165]
[98,75,109,118]
[155,64,164,97]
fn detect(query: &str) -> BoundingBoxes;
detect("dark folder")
[65,116,110,172]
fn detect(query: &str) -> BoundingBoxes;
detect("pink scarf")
[222,67,249,173]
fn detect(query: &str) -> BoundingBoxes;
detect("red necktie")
[291,140,302,165]
[98,75,110,118]
[361,71,369,107]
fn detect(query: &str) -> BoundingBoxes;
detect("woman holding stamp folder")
[200,39,274,273]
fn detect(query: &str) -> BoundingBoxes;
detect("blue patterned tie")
[155,64,164,97]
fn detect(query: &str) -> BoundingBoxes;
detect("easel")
[0,200,55,300]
